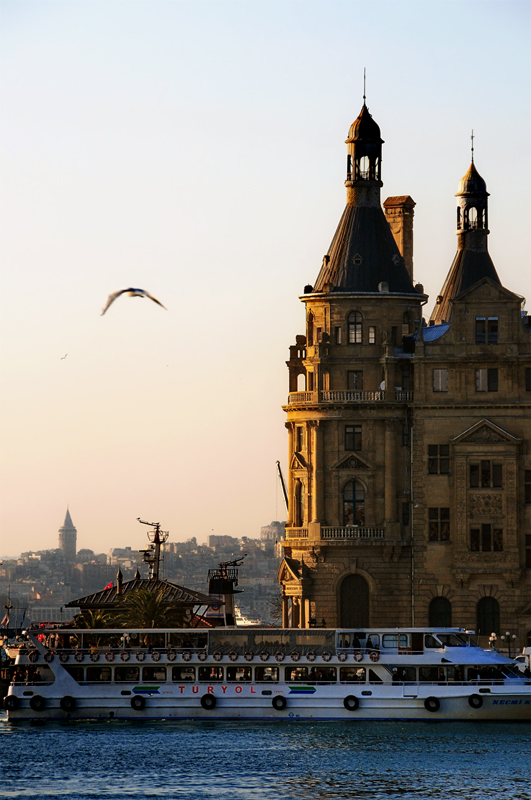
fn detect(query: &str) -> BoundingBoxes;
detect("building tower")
[279,99,427,630]
[278,106,531,646]
[58,507,77,561]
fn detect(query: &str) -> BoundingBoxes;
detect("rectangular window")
[487,317,498,343]
[115,666,140,682]
[475,317,486,343]
[142,666,166,682]
[470,525,503,552]
[368,326,376,344]
[296,426,303,452]
[525,471,531,504]
[428,444,450,474]
[526,368,531,392]
[335,326,342,344]
[316,327,322,343]
[340,667,366,682]
[475,368,498,392]
[345,425,362,451]
[402,502,410,526]
[172,666,195,682]
[391,326,398,344]
[307,372,314,391]
[347,371,363,390]
[428,508,450,541]
[226,666,252,682]
[433,369,448,392]
[198,666,224,682]
[255,666,279,682]
[470,461,502,488]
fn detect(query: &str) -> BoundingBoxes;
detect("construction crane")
[276,460,289,515]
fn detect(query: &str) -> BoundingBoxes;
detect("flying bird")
[60,353,68,359]
[101,288,167,316]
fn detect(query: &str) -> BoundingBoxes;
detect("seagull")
[60,353,68,359]
[101,288,167,316]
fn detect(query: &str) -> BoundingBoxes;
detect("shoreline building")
[58,507,77,562]
[278,100,531,647]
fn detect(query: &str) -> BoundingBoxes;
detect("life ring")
[182,651,192,662]
[151,651,161,662]
[212,651,223,662]
[322,652,332,663]
[44,652,54,663]
[244,651,254,662]
[166,650,177,662]
[59,653,69,664]
[344,695,359,711]
[28,650,39,663]
[136,651,146,662]
[272,695,287,711]
[290,651,300,662]
[90,652,100,662]
[131,695,145,711]
[275,651,285,662]
[74,652,84,663]
[424,696,440,713]
[228,651,238,662]
[120,651,130,662]
[369,650,380,662]
[259,651,270,662]
[306,652,316,663]
[353,651,363,663]
[4,694,20,711]
[468,694,483,709]
[60,695,76,712]
[337,652,347,663]
[201,694,216,710]
[198,651,208,662]
[29,695,46,712]
[105,651,115,663]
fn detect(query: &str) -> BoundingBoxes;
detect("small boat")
[3,626,530,721]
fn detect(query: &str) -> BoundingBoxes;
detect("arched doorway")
[429,596,451,627]
[339,574,369,628]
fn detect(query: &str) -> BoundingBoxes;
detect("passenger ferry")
[3,626,530,721]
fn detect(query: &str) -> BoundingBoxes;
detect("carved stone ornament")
[338,456,368,470]
[469,493,503,518]
[461,426,508,444]
[456,552,508,565]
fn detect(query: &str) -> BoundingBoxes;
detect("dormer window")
[475,317,498,344]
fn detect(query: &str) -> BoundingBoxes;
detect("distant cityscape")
[0,510,286,626]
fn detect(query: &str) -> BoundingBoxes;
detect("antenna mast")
[137,518,169,579]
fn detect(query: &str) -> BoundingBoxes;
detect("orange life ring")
[105,651,115,662]
[244,651,254,662]
[259,651,270,662]
[290,651,301,662]
[90,652,99,662]
[198,651,208,662]
[337,652,347,662]
[166,650,177,662]
[136,651,146,662]
[354,651,363,662]
[151,651,161,662]
[306,651,316,662]
[275,651,285,662]
[182,651,192,662]
[369,650,380,662]
[213,651,223,662]
[74,651,84,663]
[228,651,238,662]
[322,651,332,662]
[120,651,130,662]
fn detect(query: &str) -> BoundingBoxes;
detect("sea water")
[1,714,529,799]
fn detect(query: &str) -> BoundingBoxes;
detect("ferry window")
[142,666,166,682]
[447,666,464,682]
[285,666,314,682]
[226,666,252,682]
[390,666,416,682]
[432,368,448,392]
[115,666,140,682]
[86,666,112,682]
[382,634,410,648]
[255,666,279,682]
[368,669,382,683]
[365,634,379,649]
[420,667,446,682]
[424,635,440,648]
[340,667,366,683]
[428,444,450,475]
[315,667,337,683]
[198,666,224,682]
[64,666,84,682]
[172,666,195,682]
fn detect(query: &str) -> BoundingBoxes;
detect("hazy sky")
[1,0,529,557]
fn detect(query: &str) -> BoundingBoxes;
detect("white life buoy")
[354,651,363,663]
[337,652,347,662]
[369,650,380,663]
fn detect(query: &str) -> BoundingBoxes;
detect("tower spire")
[363,67,366,103]
[471,129,474,163]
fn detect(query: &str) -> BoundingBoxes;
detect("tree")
[114,588,191,629]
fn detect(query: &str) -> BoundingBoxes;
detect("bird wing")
[101,289,127,315]
[142,290,167,310]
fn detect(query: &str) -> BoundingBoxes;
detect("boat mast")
[137,518,169,579]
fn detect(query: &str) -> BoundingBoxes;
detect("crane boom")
[276,460,289,515]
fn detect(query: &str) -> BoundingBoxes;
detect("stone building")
[278,100,531,648]
[58,507,77,562]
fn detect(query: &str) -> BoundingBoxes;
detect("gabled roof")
[312,205,417,294]
[66,577,216,609]
[451,418,520,445]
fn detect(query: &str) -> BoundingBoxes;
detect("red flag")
[104,582,113,590]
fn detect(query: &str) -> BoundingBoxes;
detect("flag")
[104,582,113,590]
[0,612,8,628]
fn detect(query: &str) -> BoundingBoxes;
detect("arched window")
[343,481,365,526]
[358,156,369,180]
[339,574,369,627]
[348,312,363,344]
[468,206,477,229]
[429,596,451,627]
[457,207,462,229]
[477,597,500,636]
[296,372,306,391]
[347,154,353,181]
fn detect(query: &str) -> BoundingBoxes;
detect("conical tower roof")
[456,162,487,196]
[60,507,76,531]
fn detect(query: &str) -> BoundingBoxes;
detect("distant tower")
[58,508,77,561]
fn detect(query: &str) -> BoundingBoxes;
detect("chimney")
[117,569,123,596]
[383,196,416,281]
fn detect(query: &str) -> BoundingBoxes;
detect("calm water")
[1,713,529,800]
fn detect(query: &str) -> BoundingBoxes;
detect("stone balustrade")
[322,527,385,539]
[288,390,413,404]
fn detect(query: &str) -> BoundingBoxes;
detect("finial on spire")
[471,129,474,163]
[363,67,366,103]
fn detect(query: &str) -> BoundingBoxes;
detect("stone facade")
[278,102,531,649]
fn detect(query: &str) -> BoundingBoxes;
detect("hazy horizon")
[1,0,529,555]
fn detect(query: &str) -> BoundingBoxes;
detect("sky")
[0,0,530,558]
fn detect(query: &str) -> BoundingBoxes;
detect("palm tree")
[114,588,190,630]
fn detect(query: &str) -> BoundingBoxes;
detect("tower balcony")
[285,526,385,541]
[287,390,413,405]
